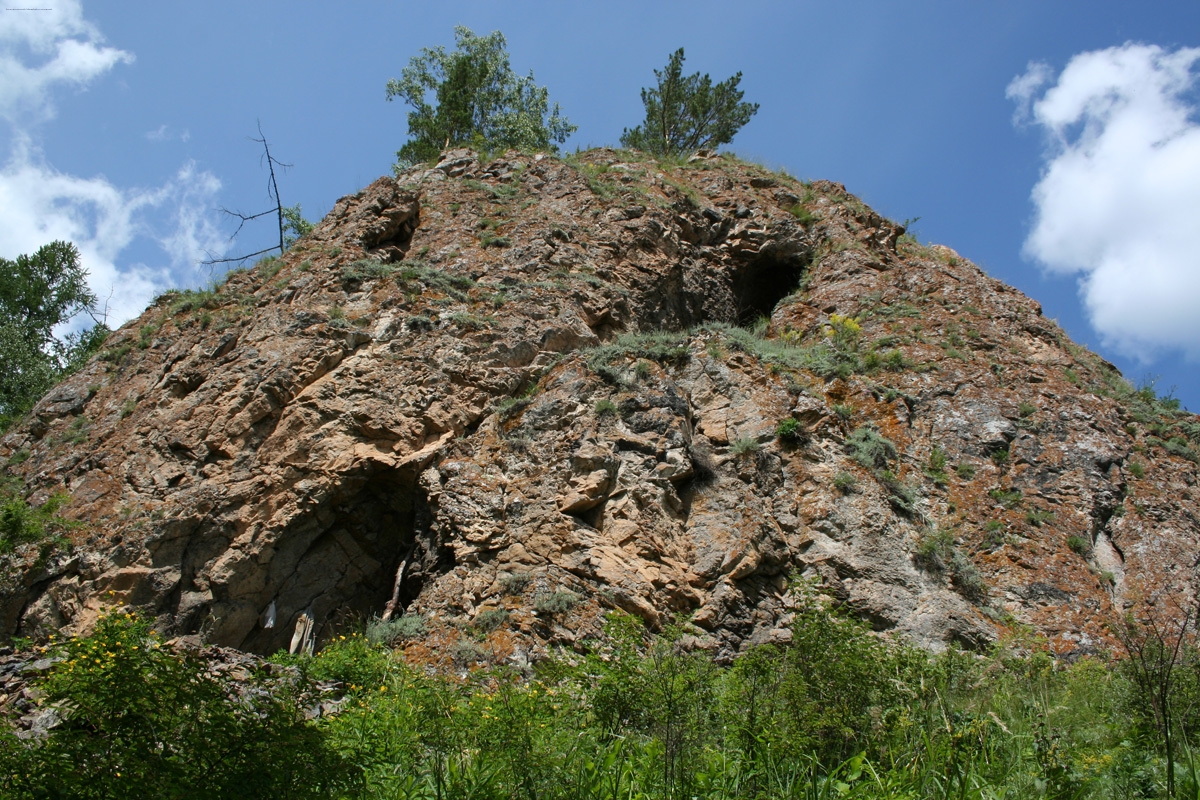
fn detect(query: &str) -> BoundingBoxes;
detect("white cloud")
[0,0,133,121]
[1011,43,1200,360]
[0,1,228,331]
[0,136,226,326]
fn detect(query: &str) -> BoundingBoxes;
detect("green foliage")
[990,487,1023,509]
[1066,534,1092,556]
[775,416,803,442]
[281,203,315,247]
[0,612,358,799]
[534,590,580,616]
[956,461,976,480]
[925,445,949,486]
[1128,460,1146,479]
[472,607,510,634]
[846,425,897,470]
[365,614,427,645]
[1027,508,1055,528]
[620,48,759,156]
[833,471,857,493]
[730,437,761,459]
[595,398,618,418]
[0,481,73,553]
[386,26,576,167]
[0,241,108,429]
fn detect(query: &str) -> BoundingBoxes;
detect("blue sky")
[3,1,1199,407]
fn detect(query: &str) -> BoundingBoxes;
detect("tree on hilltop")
[386,27,576,168]
[621,48,759,157]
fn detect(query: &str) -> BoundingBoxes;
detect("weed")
[472,608,510,634]
[1026,509,1054,528]
[832,403,855,421]
[730,438,761,458]
[1127,461,1145,479]
[1018,402,1038,418]
[119,399,137,419]
[833,472,857,493]
[846,426,897,470]
[534,590,580,616]
[365,614,427,645]
[500,572,532,595]
[1067,535,1092,557]
[989,488,1023,509]
[595,398,618,418]
[956,462,976,480]
[775,417,804,443]
[925,446,949,486]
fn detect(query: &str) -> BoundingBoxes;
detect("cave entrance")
[237,466,450,655]
[731,253,809,325]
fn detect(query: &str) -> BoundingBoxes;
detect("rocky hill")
[3,148,1198,665]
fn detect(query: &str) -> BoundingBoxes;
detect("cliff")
[3,147,1197,664]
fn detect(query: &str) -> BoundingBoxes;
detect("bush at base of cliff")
[0,612,358,800]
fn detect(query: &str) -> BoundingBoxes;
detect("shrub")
[913,528,955,573]
[775,417,803,442]
[1,612,359,799]
[846,426,897,470]
[1026,509,1054,528]
[833,471,857,493]
[989,488,1023,509]
[0,482,72,553]
[1127,461,1145,479]
[365,614,427,645]
[1067,535,1092,557]
[956,462,976,480]
[925,445,949,486]
[634,359,652,380]
[832,403,855,421]
[730,437,760,457]
[500,572,532,594]
[594,398,618,418]
[472,608,510,634]
[534,590,580,616]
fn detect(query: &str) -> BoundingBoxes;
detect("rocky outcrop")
[2,147,1198,663]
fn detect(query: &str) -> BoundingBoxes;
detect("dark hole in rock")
[237,467,452,655]
[732,253,809,325]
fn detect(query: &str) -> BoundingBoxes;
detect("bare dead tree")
[202,122,295,266]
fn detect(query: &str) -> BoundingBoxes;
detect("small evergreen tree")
[386,27,576,168]
[621,48,759,157]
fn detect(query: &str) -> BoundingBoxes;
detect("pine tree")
[621,48,759,157]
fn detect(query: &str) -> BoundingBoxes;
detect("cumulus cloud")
[0,0,133,121]
[0,136,225,325]
[0,1,227,330]
[1010,43,1200,360]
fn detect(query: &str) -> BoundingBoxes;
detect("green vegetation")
[594,398,618,418]
[1027,508,1055,528]
[533,589,579,616]
[365,614,428,646]
[846,425,897,471]
[775,417,804,443]
[924,445,949,486]
[0,241,109,431]
[1067,534,1093,557]
[730,437,761,458]
[1129,461,1146,479]
[833,471,857,493]
[621,48,758,156]
[0,480,73,553]
[989,487,1023,509]
[956,461,976,480]
[13,596,1200,799]
[386,26,575,168]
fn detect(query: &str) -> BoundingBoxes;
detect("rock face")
[3,148,1199,662]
